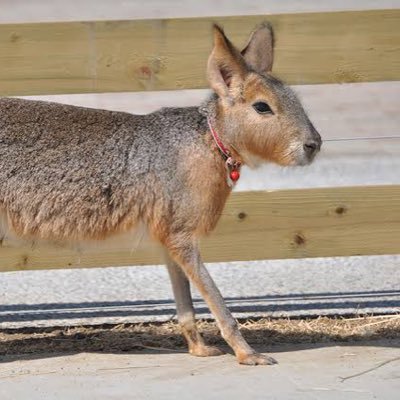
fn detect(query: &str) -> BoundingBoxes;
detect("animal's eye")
[252,102,273,114]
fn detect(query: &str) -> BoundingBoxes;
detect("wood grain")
[1,185,399,272]
[0,9,399,95]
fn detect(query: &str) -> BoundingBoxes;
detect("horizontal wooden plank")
[0,185,399,272]
[0,9,399,96]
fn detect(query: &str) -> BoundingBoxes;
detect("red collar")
[207,117,241,186]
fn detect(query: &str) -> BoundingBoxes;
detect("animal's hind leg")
[166,256,224,357]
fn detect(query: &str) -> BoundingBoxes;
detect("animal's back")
[0,98,208,241]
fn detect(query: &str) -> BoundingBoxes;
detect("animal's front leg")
[166,256,223,357]
[166,241,277,366]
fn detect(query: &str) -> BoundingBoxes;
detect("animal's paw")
[237,352,277,366]
[189,344,225,357]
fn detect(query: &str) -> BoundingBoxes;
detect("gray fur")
[0,97,212,240]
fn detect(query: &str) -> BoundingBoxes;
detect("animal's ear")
[241,22,274,74]
[207,24,248,100]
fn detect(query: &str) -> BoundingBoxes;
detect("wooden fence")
[0,9,399,271]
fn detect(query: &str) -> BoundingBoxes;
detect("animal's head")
[207,23,321,167]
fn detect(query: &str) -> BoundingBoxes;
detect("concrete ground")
[2,0,400,22]
[1,256,400,328]
[0,340,399,400]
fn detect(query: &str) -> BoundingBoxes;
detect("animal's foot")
[237,352,277,366]
[189,344,225,357]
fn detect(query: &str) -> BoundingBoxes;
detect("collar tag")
[226,156,241,187]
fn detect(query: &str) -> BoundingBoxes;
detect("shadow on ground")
[1,290,399,324]
[1,315,399,363]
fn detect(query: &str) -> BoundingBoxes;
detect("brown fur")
[0,22,321,365]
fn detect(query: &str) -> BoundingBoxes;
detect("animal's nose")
[303,121,322,159]
[303,140,320,157]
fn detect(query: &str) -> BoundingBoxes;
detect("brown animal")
[0,23,321,365]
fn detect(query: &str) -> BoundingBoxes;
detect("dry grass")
[0,315,399,357]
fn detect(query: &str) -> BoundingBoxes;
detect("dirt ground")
[1,315,399,358]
